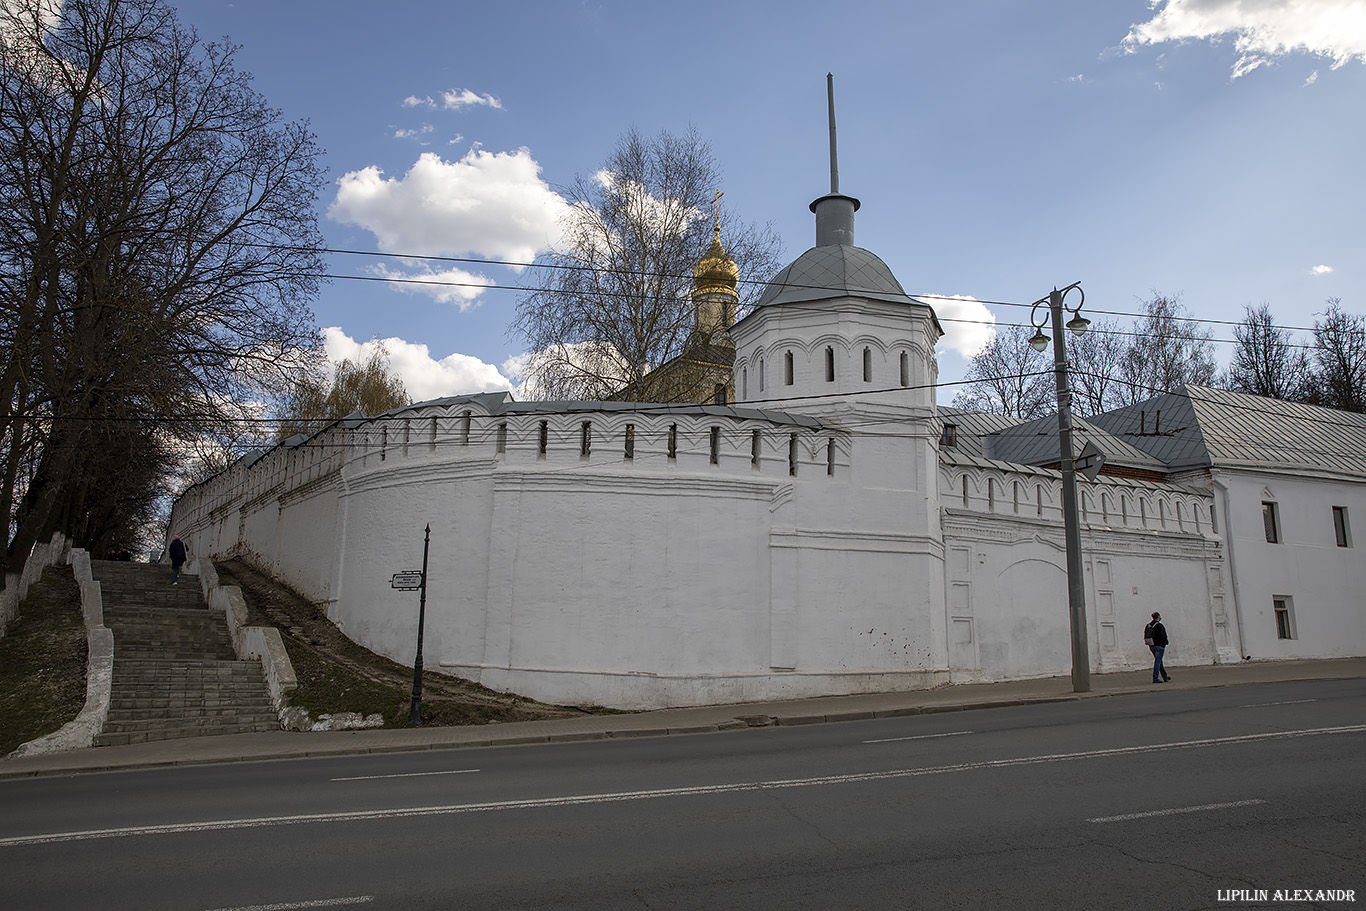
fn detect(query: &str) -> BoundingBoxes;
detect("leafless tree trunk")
[1114,293,1218,404]
[1223,303,1312,401]
[951,323,1052,419]
[0,0,324,570]
[511,126,781,401]
[1307,299,1366,413]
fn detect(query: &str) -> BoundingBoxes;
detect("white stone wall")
[173,397,959,709]
[1213,468,1366,660]
[940,455,1227,681]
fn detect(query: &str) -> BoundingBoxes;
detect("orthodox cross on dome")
[712,189,724,230]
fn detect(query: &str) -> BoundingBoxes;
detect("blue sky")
[174,0,1366,402]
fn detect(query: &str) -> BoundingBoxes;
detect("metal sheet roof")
[1090,385,1366,479]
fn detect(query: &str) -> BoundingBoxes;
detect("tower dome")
[693,224,739,299]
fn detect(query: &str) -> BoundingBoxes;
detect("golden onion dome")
[693,225,739,297]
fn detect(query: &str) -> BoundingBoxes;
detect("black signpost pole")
[409,524,431,726]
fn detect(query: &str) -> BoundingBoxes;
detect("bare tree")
[1306,299,1366,413]
[275,347,410,441]
[511,126,782,400]
[951,323,1052,419]
[0,0,324,575]
[1223,303,1312,401]
[1066,317,1128,416]
[1114,293,1218,404]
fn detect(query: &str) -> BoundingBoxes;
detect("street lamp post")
[1029,282,1092,694]
[410,524,431,725]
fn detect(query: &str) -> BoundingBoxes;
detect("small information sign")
[391,571,423,591]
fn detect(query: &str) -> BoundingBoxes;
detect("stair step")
[94,721,280,747]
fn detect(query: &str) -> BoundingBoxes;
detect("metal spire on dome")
[827,73,839,196]
[810,73,860,247]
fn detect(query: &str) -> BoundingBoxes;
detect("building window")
[624,424,635,461]
[380,427,387,462]
[1273,596,1296,640]
[784,351,794,386]
[1013,481,1020,515]
[496,422,507,454]
[1038,484,1045,518]
[462,410,472,446]
[1262,501,1280,543]
[742,367,748,400]
[667,423,677,460]
[580,421,591,457]
[1333,506,1351,547]
[987,478,995,512]
[759,358,765,392]
[751,429,761,467]
[713,383,727,405]
[788,433,798,477]
[826,439,836,476]
[862,347,872,382]
[939,423,957,447]
[709,426,720,464]
[825,347,835,382]
[962,475,969,508]
[899,351,909,387]
[538,421,548,456]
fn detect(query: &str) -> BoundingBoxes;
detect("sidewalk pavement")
[4,657,1363,780]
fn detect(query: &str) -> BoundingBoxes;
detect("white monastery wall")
[1213,468,1366,659]
[940,456,1226,681]
[173,395,963,709]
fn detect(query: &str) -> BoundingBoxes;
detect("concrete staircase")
[91,560,279,746]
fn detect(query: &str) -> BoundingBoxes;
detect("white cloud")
[442,88,502,110]
[1123,0,1366,78]
[370,263,493,310]
[320,327,512,402]
[394,124,433,142]
[329,148,570,264]
[1312,264,1334,275]
[1068,74,1085,83]
[1305,69,1320,84]
[402,95,435,109]
[926,295,997,359]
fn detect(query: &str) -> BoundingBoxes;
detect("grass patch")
[218,558,605,728]
[0,567,87,755]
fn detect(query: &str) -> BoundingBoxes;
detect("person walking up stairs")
[92,560,279,746]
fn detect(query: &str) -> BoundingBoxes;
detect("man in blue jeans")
[1146,611,1170,683]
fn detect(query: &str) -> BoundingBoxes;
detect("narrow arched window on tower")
[496,422,507,454]
[788,433,799,476]
[742,367,748,399]
[751,429,761,467]
[826,438,836,476]
[759,358,765,392]
[863,347,872,382]
[784,351,794,386]
[825,347,834,382]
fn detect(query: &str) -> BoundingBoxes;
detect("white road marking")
[3,724,1361,848]
[1088,799,1266,824]
[1238,699,1317,708]
[200,898,373,911]
[862,731,972,744]
[330,769,479,782]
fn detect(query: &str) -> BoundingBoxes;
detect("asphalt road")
[1,679,1362,911]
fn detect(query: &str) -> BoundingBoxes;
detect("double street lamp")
[1028,282,1092,694]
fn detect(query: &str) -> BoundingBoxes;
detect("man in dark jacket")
[169,536,187,585]
[1145,611,1170,683]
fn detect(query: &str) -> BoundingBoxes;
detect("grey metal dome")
[755,243,914,308]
